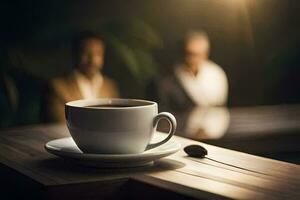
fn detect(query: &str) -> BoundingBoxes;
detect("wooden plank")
[0,124,299,200]
[137,172,277,200]
[174,135,300,181]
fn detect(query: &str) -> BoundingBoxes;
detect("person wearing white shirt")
[159,31,228,111]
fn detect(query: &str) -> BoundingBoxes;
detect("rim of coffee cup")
[65,98,157,110]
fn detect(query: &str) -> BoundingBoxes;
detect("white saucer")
[45,136,181,168]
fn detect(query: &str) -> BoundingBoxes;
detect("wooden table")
[172,105,300,157]
[0,124,299,200]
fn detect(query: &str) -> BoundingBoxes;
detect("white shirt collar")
[74,70,103,99]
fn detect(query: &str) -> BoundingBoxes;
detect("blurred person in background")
[44,32,119,122]
[159,30,228,112]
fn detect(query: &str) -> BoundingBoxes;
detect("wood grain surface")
[0,124,299,200]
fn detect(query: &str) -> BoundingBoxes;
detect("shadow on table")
[37,157,185,175]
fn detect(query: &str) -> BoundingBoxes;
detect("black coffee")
[85,104,137,108]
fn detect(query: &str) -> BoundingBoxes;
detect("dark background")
[0,0,299,127]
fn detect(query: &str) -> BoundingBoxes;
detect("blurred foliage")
[0,47,44,128]
[102,19,163,87]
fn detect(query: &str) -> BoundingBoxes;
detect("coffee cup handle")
[145,112,177,150]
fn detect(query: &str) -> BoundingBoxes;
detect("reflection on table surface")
[160,104,300,163]
[175,107,230,140]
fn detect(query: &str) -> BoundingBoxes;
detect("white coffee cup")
[65,98,177,154]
